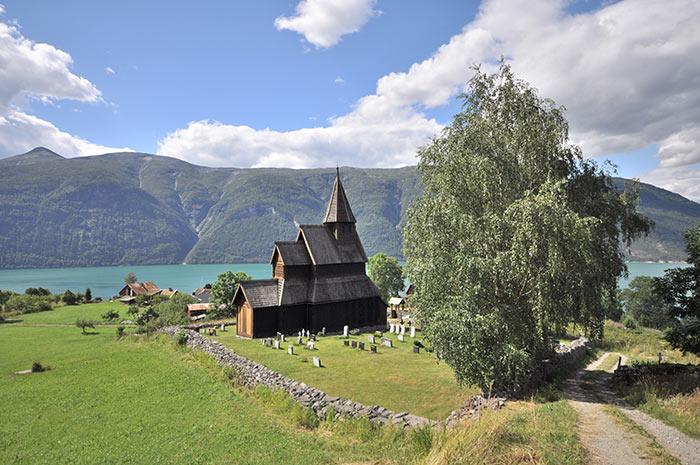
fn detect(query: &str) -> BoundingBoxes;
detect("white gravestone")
[288,346,294,355]
[389,323,395,333]
[297,335,303,345]
[383,339,393,348]
[397,334,404,342]
[400,325,405,335]
[280,334,285,342]
[273,340,280,350]
[312,356,321,368]
[410,326,416,338]
[343,325,349,337]
[307,340,316,350]
[221,323,225,331]
[368,335,376,344]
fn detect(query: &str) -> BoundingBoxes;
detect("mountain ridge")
[0,148,696,269]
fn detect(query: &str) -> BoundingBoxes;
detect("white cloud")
[274,0,377,48]
[161,0,699,199]
[0,13,129,157]
[334,76,345,85]
[105,66,115,75]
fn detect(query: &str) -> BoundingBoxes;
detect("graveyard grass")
[213,330,478,420]
[0,323,420,465]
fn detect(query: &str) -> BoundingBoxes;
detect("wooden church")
[232,169,387,338]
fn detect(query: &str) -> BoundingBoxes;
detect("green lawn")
[12,301,129,326]
[0,324,412,465]
[213,331,476,420]
[600,321,700,365]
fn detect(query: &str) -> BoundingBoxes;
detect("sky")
[0,0,698,200]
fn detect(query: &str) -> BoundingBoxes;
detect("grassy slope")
[601,321,700,438]
[0,325,411,465]
[14,301,129,325]
[215,331,476,420]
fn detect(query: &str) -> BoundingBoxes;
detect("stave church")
[232,168,387,338]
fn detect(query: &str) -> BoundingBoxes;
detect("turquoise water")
[0,261,689,299]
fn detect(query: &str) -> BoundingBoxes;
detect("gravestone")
[383,339,393,348]
[370,344,377,353]
[343,325,349,337]
[358,342,365,350]
[322,327,326,335]
[389,323,395,334]
[280,334,285,342]
[410,326,416,338]
[351,341,357,348]
[297,335,303,345]
[397,334,404,342]
[288,345,294,355]
[400,325,405,335]
[299,330,302,337]
[273,340,280,350]
[307,340,316,350]
[312,356,322,368]
[368,335,376,344]
[221,323,226,331]
[343,340,350,347]
[413,346,420,354]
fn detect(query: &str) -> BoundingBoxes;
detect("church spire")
[323,167,356,224]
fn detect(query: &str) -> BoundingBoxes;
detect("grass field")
[0,324,420,465]
[10,301,129,326]
[213,331,476,420]
[600,321,700,365]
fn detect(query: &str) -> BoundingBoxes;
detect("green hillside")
[0,148,696,268]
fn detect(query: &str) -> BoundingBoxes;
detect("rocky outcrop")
[161,327,433,428]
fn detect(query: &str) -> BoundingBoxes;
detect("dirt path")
[564,352,700,465]
[563,358,654,465]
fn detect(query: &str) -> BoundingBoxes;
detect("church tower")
[323,168,357,243]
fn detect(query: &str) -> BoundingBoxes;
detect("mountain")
[0,148,697,269]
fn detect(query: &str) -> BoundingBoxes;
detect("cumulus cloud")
[274,0,377,48]
[0,14,128,157]
[161,0,699,198]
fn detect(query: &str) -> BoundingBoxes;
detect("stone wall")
[161,327,433,428]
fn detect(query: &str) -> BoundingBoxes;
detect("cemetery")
[204,324,476,419]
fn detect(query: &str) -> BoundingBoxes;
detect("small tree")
[620,276,671,329]
[210,271,251,318]
[655,224,700,355]
[367,253,404,302]
[25,287,51,296]
[85,288,93,302]
[124,272,137,285]
[127,304,140,318]
[62,290,78,306]
[75,319,95,334]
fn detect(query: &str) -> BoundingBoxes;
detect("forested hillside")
[0,147,696,268]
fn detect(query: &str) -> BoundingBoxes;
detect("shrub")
[174,330,187,346]
[127,305,140,318]
[5,294,52,314]
[25,287,51,296]
[62,290,78,305]
[152,294,194,328]
[623,314,638,329]
[31,361,46,373]
[115,326,125,339]
[102,309,120,322]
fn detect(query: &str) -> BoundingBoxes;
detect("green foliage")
[623,314,638,329]
[655,224,700,355]
[102,309,120,322]
[174,330,187,346]
[367,252,404,302]
[75,319,95,334]
[124,272,138,284]
[5,294,52,314]
[127,304,140,318]
[135,307,159,327]
[62,289,78,306]
[210,271,251,318]
[403,64,650,393]
[84,288,92,302]
[25,287,51,296]
[409,424,434,456]
[620,276,671,329]
[115,325,125,339]
[31,361,46,373]
[152,293,195,328]
[0,289,17,310]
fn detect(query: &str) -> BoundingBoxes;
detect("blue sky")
[0,0,697,198]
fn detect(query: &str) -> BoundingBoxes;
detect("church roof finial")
[324,167,356,224]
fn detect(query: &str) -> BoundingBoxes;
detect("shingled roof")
[234,280,279,309]
[271,241,311,266]
[323,167,356,224]
[297,225,366,265]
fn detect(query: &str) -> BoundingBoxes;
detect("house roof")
[389,296,405,306]
[323,168,356,224]
[142,281,160,294]
[307,274,383,304]
[271,241,311,266]
[234,280,280,309]
[297,225,366,265]
[187,303,210,311]
[161,289,178,298]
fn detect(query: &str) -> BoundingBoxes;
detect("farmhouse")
[118,281,161,299]
[232,169,387,338]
